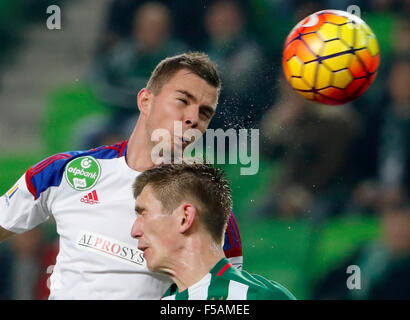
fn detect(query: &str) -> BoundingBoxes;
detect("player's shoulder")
[255,279,296,300]
[25,141,128,199]
[224,267,296,300]
[247,272,296,300]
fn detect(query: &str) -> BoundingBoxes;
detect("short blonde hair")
[146,52,221,96]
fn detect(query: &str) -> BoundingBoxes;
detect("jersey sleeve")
[0,153,73,234]
[223,210,243,270]
[0,173,50,234]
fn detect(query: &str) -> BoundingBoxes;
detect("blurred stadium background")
[0,0,409,299]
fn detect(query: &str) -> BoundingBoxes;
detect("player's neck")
[166,236,225,293]
[125,120,157,172]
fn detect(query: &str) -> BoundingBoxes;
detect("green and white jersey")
[161,258,296,300]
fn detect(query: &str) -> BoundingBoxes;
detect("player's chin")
[143,248,155,265]
[145,252,158,272]
[169,149,186,163]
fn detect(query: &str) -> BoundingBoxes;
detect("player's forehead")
[163,69,219,107]
[135,185,162,211]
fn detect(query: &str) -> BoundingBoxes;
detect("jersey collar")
[210,257,232,277]
[163,257,233,298]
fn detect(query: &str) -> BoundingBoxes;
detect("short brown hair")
[146,52,221,95]
[133,163,232,244]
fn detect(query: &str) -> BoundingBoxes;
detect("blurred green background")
[1,0,405,300]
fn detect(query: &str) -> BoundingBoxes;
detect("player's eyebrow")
[176,89,215,116]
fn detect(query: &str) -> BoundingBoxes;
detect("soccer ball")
[282,10,380,105]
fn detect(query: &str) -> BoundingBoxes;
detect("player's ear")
[178,203,196,234]
[137,88,153,115]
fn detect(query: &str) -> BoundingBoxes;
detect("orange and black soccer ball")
[282,10,380,105]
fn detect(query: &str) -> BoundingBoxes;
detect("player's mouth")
[138,244,149,253]
[142,247,152,260]
[176,136,191,147]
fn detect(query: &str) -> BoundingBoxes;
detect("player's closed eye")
[135,207,146,217]
[177,98,188,105]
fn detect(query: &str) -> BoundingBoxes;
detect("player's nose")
[184,104,199,129]
[131,218,143,239]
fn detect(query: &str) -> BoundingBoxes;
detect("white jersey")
[0,141,243,299]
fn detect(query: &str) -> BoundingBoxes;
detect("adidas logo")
[81,190,99,205]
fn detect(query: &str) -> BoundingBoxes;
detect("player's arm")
[0,173,50,237]
[0,226,14,242]
[0,153,69,238]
